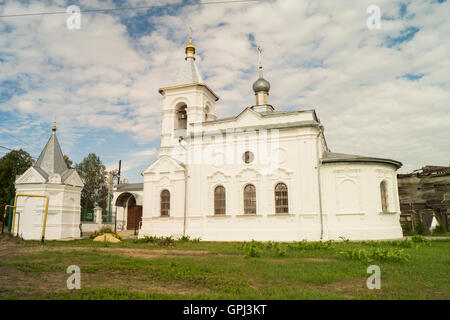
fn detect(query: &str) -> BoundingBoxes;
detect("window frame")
[380,180,389,212]
[160,189,170,216]
[275,182,289,214]
[243,184,257,214]
[214,185,226,215]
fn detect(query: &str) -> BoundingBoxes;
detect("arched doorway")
[115,192,142,231]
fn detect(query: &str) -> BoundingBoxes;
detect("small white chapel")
[14,123,84,240]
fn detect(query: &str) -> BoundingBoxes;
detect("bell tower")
[158,30,219,156]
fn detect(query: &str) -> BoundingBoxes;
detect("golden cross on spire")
[189,27,193,44]
[52,115,57,132]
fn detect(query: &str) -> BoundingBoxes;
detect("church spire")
[252,45,271,106]
[34,122,68,175]
[52,116,57,134]
[185,27,196,60]
[258,46,264,79]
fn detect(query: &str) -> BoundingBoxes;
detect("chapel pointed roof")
[34,123,68,175]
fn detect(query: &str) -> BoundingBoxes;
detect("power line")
[0,145,14,151]
[0,145,39,159]
[0,130,40,150]
[0,0,259,18]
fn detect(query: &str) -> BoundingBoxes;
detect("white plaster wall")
[13,183,82,240]
[141,124,326,241]
[320,163,403,240]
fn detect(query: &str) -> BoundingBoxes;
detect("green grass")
[0,236,448,300]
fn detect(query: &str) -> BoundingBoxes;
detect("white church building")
[114,36,403,241]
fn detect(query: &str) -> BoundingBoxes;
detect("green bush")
[157,236,175,247]
[99,227,113,234]
[244,242,262,258]
[340,247,409,263]
[275,246,287,257]
[411,235,430,245]
[287,240,335,251]
[390,239,418,248]
[416,218,426,235]
[179,235,191,242]
[401,221,413,235]
[432,222,446,234]
[177,235,201,243]
[132,235,160,243]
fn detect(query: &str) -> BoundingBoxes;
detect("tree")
[63,155,73,169]
[75,153,108,210]
[0,149,34,209]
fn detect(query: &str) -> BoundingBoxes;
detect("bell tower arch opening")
[175,103,188,130]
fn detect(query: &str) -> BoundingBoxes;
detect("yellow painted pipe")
[16,212,20,236]
[11,194,49,243]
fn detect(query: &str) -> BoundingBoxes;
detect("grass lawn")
[0,234,448,300]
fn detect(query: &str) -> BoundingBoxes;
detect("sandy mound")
[93,233,120,243]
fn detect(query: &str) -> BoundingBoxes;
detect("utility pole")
[106,171,114,222]
[114,160,121,233]
[117,160,121,185]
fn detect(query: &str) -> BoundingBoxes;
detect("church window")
[243,151,254,164]
[244,184,256,214]
[214,185,226,215]
[204,106,210,121]
[275,183,288,214]
[160,190,170,216]
[176,105,187,129]
[380,180,389,212]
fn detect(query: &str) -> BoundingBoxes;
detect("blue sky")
[0,0,449,181]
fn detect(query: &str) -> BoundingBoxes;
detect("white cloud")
[0,0,449,180]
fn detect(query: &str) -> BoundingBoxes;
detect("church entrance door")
[127,205,142,230]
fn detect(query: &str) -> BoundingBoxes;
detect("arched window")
[204,106,210,121]
[380,180,389,212]
[176,105,187,129]
[244,184,256,214]
[275,183,288,214]
[160,190,170,216]
[243,151,254,164]
[214,185,226,215]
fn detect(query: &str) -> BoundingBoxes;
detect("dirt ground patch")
[0,265,211,299]
[301,257,337,262]
[0,235,214,260]
[312,278,368,298]
[43,247,214,259]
